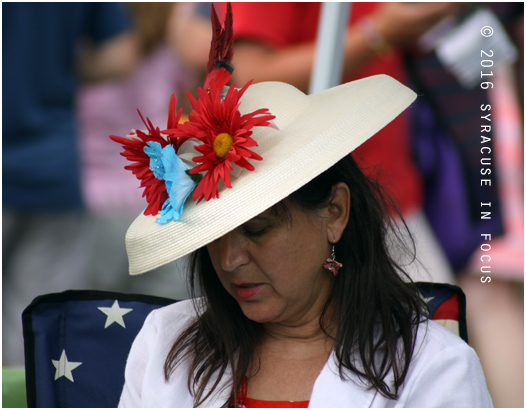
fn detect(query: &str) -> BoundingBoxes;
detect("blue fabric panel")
[23,291,175,407]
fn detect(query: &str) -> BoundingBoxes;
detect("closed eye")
[243,226,267,237]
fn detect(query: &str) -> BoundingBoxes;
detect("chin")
[238,300,281,324]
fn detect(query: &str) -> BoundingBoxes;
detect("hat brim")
[125,75,416,275]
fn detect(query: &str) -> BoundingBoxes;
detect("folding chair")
[417,282,468,343]
[22,283,467,407]
[22,290,176,407]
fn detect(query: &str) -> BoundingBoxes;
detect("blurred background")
[2,2,523,408]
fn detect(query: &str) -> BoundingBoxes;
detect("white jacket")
[119,299,493,408]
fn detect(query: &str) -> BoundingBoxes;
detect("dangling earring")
[323,243,342,276]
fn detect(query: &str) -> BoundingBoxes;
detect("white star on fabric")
[418,292,436,305]
[423,296,436,304]
[98,300,133,328]
[52,350,82,382]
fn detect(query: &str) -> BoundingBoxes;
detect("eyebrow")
[245,202,290,225]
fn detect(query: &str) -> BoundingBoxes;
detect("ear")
[324,182,350,243]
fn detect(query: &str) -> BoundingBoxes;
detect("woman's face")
[206,201,335,326]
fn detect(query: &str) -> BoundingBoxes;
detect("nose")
[219,230,249,272]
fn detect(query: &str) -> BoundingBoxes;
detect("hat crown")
[239,82,309,131]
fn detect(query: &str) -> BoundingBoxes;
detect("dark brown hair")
[127,2,173,55]
[164,154,428,406]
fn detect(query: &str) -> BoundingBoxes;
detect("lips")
[233,283,263,300]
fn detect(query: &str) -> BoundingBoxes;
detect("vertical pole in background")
[309,2,351,94]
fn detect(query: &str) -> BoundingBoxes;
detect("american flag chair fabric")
[22,291,176,408]
[22,283,467,407]
[416,282,468,343]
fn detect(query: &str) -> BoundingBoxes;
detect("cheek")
[290,239,325,275]
[291,219,327,262]
[258,240,291,277]
[263,227,327,282]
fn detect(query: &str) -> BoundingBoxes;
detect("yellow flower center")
[213,133,233,159]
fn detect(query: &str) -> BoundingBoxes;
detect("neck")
[262,301,337,344]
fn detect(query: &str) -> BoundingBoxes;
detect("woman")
[114,5,491,407]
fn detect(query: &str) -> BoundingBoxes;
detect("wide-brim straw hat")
[126,75,416,275]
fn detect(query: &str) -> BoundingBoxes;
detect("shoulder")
[132,298,201,360]
[410,320,483,378]
[119,299,200,408]
[146,298,199,328]
[310,320,492,408]
[415,319,471,355]
[390,320,493,407]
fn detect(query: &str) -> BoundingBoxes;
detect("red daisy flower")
[110,94,182,215]
[176,72,275,203]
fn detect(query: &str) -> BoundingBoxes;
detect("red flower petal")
[173,72,274,202]
[109,97,181,215]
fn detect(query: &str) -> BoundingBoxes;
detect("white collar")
[199,350,378,408]
[309,350,378,407]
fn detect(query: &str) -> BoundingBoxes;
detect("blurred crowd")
[2,2,523,407]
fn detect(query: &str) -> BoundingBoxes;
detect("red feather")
[222,3,234,63]
[204,2,233,90]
